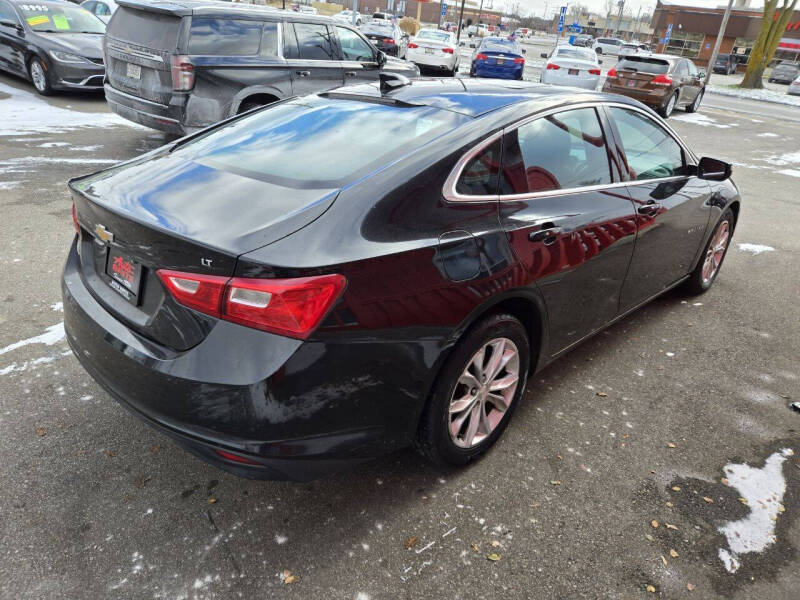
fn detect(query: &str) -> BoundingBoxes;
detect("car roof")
[326,78,639,118]
[114,0,335,20]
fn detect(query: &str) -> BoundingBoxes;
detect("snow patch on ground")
[706,84,800,107]
[717,448,794,573]
[777,169,800,178]
[0,81,144,136]
[0,157,118,167]
[737,243,775,255]
[0,181,21,190]
[760,150,800,167]
[0,322,65,356]
[757,132,779,137]
[670,112,733,128]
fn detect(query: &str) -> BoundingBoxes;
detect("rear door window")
[609,107,685,180]
[189,18,263,55]
[499,108,612,195]
[292,22,338,60]
[261,21,279,57]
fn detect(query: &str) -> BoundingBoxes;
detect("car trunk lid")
[70,149,339,351]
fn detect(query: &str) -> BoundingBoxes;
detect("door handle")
[345,70,357,77]
[637,202,662,216]
[296,70,311,77]
[528,224,563,244]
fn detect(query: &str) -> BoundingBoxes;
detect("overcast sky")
[499,0,765,18]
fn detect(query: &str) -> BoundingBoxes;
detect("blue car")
[470,37,526,80]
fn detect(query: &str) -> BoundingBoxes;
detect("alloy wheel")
[702,220,730,284]
[448,337,520,448]
[30,60,47,93]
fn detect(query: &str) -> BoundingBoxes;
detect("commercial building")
[652,0,800,68]
[343,0,505,28]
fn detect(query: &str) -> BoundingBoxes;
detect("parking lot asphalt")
[1,72,800,600]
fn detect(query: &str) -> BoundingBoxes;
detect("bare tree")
[740,0,799,89]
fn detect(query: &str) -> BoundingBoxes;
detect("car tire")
[659,92,678,118]
[237,97,277,114]
[683,209,734,295]
[28,56,52,96]
[415,313,530,467]
[595,47,602,54]
[685,89,703,113]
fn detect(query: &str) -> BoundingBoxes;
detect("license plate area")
[425,47,435,54]
[627,79,637,87]
[126,62,141,80]
[568,68,579,75]
[105,247,142,304]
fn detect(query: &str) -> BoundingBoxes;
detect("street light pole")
[705,0,735,85]
[456,0,466,44]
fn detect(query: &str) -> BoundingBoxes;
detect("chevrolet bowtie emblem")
[95,224,114,244]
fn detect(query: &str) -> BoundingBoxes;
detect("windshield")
[617,57,670,74]
[481,37,521,54]
[174,96,464,189]
[18,2,104,33]
[555,47,596,61]
[362,22,393,34]
[416,30,450,42]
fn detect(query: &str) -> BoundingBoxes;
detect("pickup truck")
[467,23,489,37]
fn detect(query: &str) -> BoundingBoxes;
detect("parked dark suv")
[712,53,738,75]
[103,0,419,135]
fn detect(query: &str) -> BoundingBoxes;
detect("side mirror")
[697,156,732,181]
[598,59,603,65]
[540,52,548,58]
[376,50,387,66]
[698,70,706,79]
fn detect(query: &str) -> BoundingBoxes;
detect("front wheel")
[683,209,734,295]
[29,57,52,96]
[416,313,530,466]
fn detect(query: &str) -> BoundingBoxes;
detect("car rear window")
[106,6,181,50]
[174,96,464,189]
[417,30,450,42]
[555,47,595,61]
[481,38,521,54]
[189,18,264,55]
[362,22,393,34]
[617,57,670,74]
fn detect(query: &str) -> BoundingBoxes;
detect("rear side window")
[455,138,502,196]
[609,107,685,180]
[616,57,670,74]
[499,108,611,195]
[189,18,263,55]
[291,22,337,60]
[106,6,181,50]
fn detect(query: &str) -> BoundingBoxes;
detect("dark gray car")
[0,0,105,95]
[769,60,800,84]
[103,0,420,135]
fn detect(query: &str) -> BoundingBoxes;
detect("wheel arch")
[230,86,284,116]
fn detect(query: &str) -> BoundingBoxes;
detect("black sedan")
[63,77,740,481]
[0,0,105,95]
[361,20,409,58]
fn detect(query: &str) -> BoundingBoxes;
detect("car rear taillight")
[408,42,419,49]
[157,270,229,317]
[652,74,673,86]
[157,270,347,339]
[385,38,395,44]
[589,68,601,75]
[72,202,79,234]
[607,67,617,77]
[513,57,524,64]
[442,47,454,54]
[546,63,560,70]
[215,449,260,465]
[476,53,487,60]
[170,54,195,91]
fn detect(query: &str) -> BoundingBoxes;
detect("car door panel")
[603,105,712,311]
[496,106,638,354]
[0,0,26,76]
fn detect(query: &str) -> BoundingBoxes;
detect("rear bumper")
[407,50,458,70]
[104,84,186,135]
[473,63,523,80]
[61,239,432,480]
[602,82,670,107]
[540,71,599,89]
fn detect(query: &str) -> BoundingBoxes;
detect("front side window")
[293,22,337,60]
[455,138,502,196]
[0,0,19,21]
[189,18,263,55]
[609,107,685,181]
[94,2,110,16]
[336,26,374,61]
[499,108,611,195]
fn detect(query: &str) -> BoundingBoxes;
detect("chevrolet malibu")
[63,78,740,481]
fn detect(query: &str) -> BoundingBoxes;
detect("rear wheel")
[416,313,530,466]
[659,92,678,118]
[686,89,704,113]
[683,209,734,295]
[28,56,52,96]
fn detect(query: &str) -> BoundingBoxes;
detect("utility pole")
[633,5,641,40]
[705,0,734,84]
[612,0,624,37]
[456,0,466,43]
[352,0,358,26]
[477,0,484,26]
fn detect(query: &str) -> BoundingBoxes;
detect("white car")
[80,0,118,23]
[407,29,460,76]
[333,10,363,26]
[789,75,800,96]
[296,5,318,15]
[592,37,625,55]
[467,23,489,38]
[618,42,650,58]
[539,45,602,90]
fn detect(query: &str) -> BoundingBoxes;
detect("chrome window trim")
[443,101,697,204]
